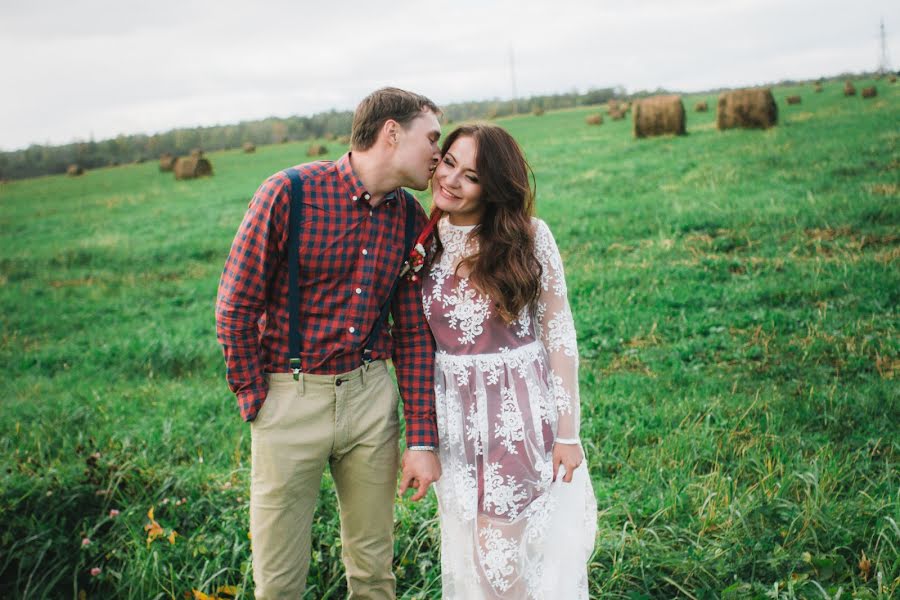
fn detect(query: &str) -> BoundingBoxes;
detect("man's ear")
[382,119,400,146]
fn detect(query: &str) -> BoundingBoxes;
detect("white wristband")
[554,437,580,445]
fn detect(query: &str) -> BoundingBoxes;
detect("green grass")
[1,80,898,599]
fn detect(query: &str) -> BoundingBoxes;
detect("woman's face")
[432,135,485,226]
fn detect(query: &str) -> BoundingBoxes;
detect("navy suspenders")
[282,168,417,380]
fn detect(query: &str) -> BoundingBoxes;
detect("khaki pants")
[250,360,400,599]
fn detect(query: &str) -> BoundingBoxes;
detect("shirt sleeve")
[390,194,439,447]
[532,219,581,440]
[215,173,290,421]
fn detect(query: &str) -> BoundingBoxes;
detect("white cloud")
[1,0,897,149]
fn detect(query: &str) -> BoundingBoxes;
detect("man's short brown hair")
[350,87,441,151]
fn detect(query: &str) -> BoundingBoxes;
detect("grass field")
[1,80,898,599]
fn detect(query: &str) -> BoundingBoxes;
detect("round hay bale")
[531,106,545,116]
[585,114,603,125]
[814,83,823,93]
[890,75,897,83]
[66,164,84,176]
[608,108,626,120]
[159,153,176,172]
[632,95,686,138]
[786,95,802,105]
[242,142,256,153]
[190,148,204,159]
[843,81,856,96]
[307,143,328,157]
[173,156,214,180]
[694,101,709,112]
[861,86,877,99]
[716,88,777,130]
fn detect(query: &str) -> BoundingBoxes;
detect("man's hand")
[398,449,441,502]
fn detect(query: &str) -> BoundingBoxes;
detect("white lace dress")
[423,216,597,599]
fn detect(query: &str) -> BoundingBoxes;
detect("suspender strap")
[283,168,304,380]
[362,190,418,363]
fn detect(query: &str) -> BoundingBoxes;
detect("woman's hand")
[552,441,583,483]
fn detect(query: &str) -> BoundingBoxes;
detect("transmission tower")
[878,19,892,76]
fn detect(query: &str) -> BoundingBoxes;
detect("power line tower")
[878,18,892,76]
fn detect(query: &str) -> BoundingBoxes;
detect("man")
[215,87,442,599]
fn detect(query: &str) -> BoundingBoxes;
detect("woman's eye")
[467,175,479,184]
[442,157,453,166]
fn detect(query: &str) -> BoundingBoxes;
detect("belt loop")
[299,372,305,396]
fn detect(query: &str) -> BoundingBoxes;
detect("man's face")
[393,109,441,191]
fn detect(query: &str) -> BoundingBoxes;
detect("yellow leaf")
[217,585,238,597]
[168,531,178,545]
[192,590,215,600]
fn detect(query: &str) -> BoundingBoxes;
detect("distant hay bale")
[307,143,328,157]
[844,81,856,96]
[786,95,802,105]
[173,156,213,180]
[890,75,897,83]
[532,106,545,116]
[190,148,204,159]
[716,88,777,130]
[694,101,708,112]
[632,95,686,138]
[814,83,823,93]
[608,108,626,120]
[242,142,256,153]
[861,86,877,99]
[585,114,603,125]
[159,153,176,172]
[66,164,84,176]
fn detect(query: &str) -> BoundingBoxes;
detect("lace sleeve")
[532,219,581,441]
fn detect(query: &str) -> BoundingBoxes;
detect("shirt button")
[364,193,371,200]
[369,210,373,216]
[362,249,368,255]
[355,288,362,294]
[349,327,356,333]
[352,195,358,202]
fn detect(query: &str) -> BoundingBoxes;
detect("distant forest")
[0,73,876,181]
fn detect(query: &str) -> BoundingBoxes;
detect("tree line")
[0,89,622,181]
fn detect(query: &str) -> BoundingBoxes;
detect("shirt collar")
[337,152,399,207]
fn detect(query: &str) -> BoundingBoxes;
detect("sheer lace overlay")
[425,217,597,599]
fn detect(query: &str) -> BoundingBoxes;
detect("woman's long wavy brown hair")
[431,124,542,323]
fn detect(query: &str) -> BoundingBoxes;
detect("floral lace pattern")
[426,217,596,599]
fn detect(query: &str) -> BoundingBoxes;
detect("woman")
[421,124,597,599]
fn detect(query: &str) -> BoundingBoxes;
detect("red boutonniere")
[400,210,442,281]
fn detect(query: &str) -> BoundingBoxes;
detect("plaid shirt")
[215,153,438,447]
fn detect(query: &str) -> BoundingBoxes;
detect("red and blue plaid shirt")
[215,153,438,447]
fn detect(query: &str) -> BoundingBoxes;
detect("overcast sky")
[1,0,897,151]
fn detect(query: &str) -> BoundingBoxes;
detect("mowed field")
[1,81,898,599]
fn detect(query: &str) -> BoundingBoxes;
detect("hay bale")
[532,106,545,116]
[307,143,328,157]
[173,156,213,180]
[694,101,709,112]
[608,108,626,120]
[585,114,603,125]
[632,95,686,138]
[861,86,877,99]
[190,148,204,159]
[66,164,84,176]
[786,95,802,105]
[716,88,777,130]
[814,83,823,93]
[242,142,256,153]
[844,81,856,96]
[890,75,897,83]
[159,153,176,172]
